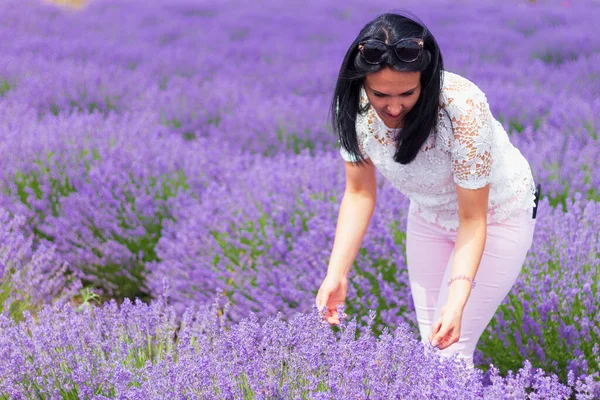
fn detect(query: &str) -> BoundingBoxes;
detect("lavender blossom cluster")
[0,287,596,399]
[0,0,598,397]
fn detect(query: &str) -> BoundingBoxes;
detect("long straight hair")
[331,12,444,167]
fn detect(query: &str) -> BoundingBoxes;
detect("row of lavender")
[0,0,598,397]
[0,286,597,399]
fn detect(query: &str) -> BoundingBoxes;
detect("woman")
[315,12,539,370]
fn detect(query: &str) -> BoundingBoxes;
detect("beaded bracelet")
[447,274,476,289]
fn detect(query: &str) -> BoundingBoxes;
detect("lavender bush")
[0,208,81,323]
[0,0,598,396]
[0,286,597,399]
[477,196,600,381]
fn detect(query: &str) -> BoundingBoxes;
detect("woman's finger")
[316,293,327,309]
[432,322,450,347]
[431,319,442,336]
[438,330,459,350]
[429,320,442,343]
[438,336,451,349]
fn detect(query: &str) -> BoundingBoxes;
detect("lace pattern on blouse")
[444,90,493,190]
[339,71,537,231]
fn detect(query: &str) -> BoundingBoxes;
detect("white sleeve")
[339,142,365,162]
[446,86,494,189]
[337,103,369,162]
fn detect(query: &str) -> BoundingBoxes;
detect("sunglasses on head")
[358,38,424,64]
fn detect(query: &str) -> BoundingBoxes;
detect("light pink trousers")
[406,207,537,369]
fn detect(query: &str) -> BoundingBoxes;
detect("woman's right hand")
[315,274,349,325]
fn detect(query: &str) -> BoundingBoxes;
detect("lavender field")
[0,0,599,398]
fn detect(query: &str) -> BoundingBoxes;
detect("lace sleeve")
[339,136,369,162]
[337,99,370,163]
[446,86,493,189]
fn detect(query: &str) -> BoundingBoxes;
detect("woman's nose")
[386,102,402,116]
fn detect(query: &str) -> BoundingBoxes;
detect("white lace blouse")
[340,70,537,231]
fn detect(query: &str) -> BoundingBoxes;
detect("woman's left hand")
[428,304,463,350]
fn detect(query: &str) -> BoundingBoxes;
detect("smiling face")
[363,67,422,129]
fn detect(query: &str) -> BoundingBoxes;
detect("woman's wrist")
[446,280,471,311]
[326,270,348,280]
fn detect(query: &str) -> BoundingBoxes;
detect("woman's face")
[363,67,421,129]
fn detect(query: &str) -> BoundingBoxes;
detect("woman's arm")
[446,183,490,311]
[326,159,377,279]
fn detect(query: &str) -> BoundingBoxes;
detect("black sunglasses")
[358,38,424,64]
